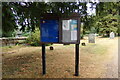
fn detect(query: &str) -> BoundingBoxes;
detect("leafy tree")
[2,2,89,37]
[2,2,18,37]
[95,14,118,37]
[80,2,98,36]
[95,2,119,37]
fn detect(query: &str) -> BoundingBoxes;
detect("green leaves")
[2,2,89,37]
[95,14,118,36]
[26,28,40,46]
[93,2,119,36]
[2,2,18,37]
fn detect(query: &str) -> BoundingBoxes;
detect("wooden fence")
[0,37,27,46]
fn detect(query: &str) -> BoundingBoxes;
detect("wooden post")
[42,44,46,75]
[75,44,79,76]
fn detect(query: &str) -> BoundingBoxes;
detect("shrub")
[26,28,40,46]
[80,33,84,39]
[26,28,52,46]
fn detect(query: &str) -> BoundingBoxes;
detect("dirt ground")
[2,37,118,78]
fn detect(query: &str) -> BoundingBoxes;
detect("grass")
[2,44,107,78]
[82,43,108,55]
[2,48,41,78]
[1,45,23,52]
[1,37,118,78]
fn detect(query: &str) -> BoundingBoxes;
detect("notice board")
[40,13,81,44]
[62,19,78,43]
[40,20,59,43]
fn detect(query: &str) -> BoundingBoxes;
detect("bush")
[22,32,30,37]
[80,33,84,39]
[26,28,52,46]
[26,28,40,46]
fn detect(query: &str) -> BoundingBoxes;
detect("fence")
[0,37,27,47]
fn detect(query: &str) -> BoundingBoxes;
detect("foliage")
[96,2,119,17]
[25,28,51,46]
[95,14,118,36]
[2,2,96,37]
[25,28,40,46]
[2,3,18,37]
[2,2,120,38]
[118,8,120,36]
[95,2,119,37]
[22,32,30,37]
[2,31,14,37]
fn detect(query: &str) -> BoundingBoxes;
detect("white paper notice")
[71,31,77,40]
[62,20,70,30]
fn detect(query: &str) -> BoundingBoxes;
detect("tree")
[3,2,106,38]
[95,14,118,37]
[95,2,119,37]
[2,2,18,37]
[2,2,89,37]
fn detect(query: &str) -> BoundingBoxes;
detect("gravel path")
[100,38,118,78]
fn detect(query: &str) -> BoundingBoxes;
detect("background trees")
[95,2,119,37]
[95,14,118,36]
[2,2,119,37]
[2,2,93,46]
[2,2,96,37]
[2,3,18,37]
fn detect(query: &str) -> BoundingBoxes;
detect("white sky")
[87,3,96,15]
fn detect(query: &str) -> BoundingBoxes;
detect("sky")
[87,3,96,15]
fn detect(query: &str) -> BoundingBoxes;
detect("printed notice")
[62,20,70,30]
[71,24,77,31]
[70,20,77,40]
[71,31,77,40]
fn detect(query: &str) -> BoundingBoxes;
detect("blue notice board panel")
[40,20,59,42]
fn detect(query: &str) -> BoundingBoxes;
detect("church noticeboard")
[61,19,78,43]
[40,13,81,44]
[40,13,81,76]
